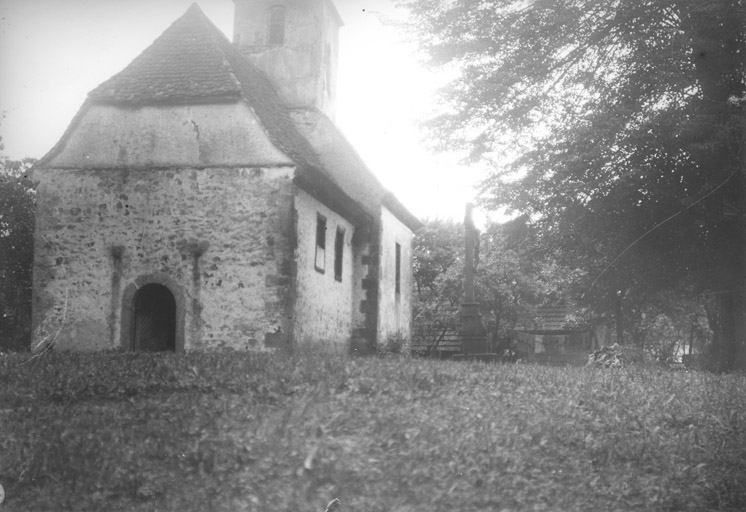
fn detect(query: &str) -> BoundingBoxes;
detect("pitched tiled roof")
[89,4,242,104]
[514,305,574,333]
[41,3,420,230]
[290,109,423,231]
[87,3,321,168]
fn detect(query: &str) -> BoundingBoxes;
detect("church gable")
[39,3,319,171]
[44,102,292,169]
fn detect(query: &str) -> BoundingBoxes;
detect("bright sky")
[0,0,489,223]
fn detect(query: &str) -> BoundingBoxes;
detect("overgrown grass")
[1,349,745,511]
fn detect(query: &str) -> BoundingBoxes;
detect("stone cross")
[460,203,488,354]
[464,202,477,302]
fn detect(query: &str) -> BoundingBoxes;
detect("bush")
[379,331,410,355]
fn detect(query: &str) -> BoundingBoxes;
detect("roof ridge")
[88,4,242,105]
[188,5,246,93]
[185,2,203,14]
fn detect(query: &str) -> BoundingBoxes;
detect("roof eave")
[87,95,243,108]
[326,0,344,27]
[34,99,93,169]
[293,166,372,228]
[382,191,423,232]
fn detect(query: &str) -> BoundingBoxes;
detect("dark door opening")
[133,283,176,352]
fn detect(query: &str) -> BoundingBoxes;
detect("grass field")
[1,349,745,511]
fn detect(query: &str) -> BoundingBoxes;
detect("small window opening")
[334,227,345,282]
[315,214,326,272]
[268,6,286,46]
[395,242,401,295]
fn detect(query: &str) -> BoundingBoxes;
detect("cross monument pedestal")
[458,203,491,357]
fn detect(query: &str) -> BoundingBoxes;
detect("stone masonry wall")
[292,187,357,346]
[377,206,414,350]
[350,226,374,349]
[31,166,295,351]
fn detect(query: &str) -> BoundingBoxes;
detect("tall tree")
[401,0,746,369]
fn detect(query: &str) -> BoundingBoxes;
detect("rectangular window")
[395,242,401,295]
[315,214,326,272]
[334,227,345,282]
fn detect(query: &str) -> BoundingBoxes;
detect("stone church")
[30,1,421,353]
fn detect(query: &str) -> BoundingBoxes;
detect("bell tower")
[232,0,342,120]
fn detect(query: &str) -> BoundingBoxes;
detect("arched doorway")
[132,283,176,352]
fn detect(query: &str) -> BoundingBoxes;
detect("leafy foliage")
[0,132,36,352]
[413,218,589,355]
[1,350,745,511]
[400,0,746,367]
[412,220,464,354]
[478,216,584,337]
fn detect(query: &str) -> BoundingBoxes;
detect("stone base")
[460,302,488,355]
[452,353,518,363]
[461,335,491,354]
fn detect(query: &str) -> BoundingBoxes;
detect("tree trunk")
[689,318,695,355]
[633,329,646,351]
[615,291,625,345]
[493,295,503,336]
[704,299,721,356]
[719,293,736,371]
[678,0,746,369]
[728,238,746,369]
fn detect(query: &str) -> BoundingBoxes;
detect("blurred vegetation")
[1,349,745,511]
[412,218,715,362]
[0,126,36,353]
[401,0,746,370]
